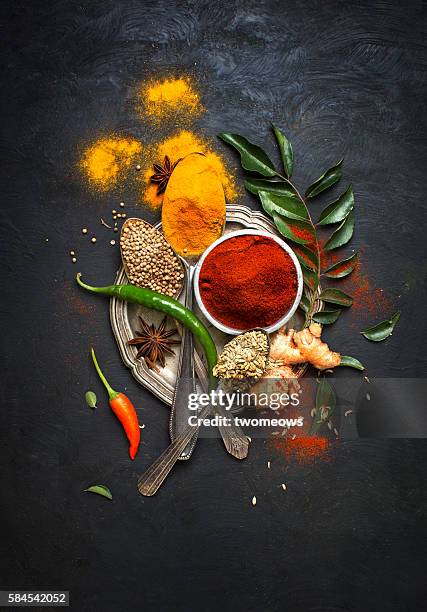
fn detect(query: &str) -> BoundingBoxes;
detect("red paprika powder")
[198,234,298,330]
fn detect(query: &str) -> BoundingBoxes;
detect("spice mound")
[162,153,226,257]
[80,137,142,191]
[199,234,299,331]
[142,130,237,210]
[120,219,184,297]
[213,331,269,380]
[139,76,203,122]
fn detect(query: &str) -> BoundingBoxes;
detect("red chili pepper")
[91,348,140,460]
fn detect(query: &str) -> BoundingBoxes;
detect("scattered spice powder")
[290,225,314,244]
[139,76,203,123]
[80,136,142,191]
[141,130,238,210]
[272,436,330,463]
[320,241,394,322]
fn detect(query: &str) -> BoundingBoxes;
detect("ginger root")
[269,322,340,371]
[251,363,301,396]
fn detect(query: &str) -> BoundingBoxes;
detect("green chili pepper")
[76,273,217,389]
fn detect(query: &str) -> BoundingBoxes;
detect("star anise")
[150,155,180,195]
[128,315,180,369]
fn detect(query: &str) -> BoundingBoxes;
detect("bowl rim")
[193,229,303,335]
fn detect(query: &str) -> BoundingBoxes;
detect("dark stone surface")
[1,1,426,610]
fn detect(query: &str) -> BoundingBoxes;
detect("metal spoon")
[137,329,271,496]
[120,218,248,459]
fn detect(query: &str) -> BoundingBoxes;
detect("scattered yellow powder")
[80,137,142,191]
[139,76,203,122]
[141,130,238,210]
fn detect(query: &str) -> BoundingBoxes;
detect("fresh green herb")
[305,160,343,198]
[361,311,400,342]
[324,211,355,251]
[319,288,353,308]
[85,390,97,409]
[219,127,355,324]
[84,485,113,500]
[218,133,276,176]
[312,310,342,325]
[338,355,365,370]
[324,253,358,278]
[309,378,336,434]
[272,124,294,178]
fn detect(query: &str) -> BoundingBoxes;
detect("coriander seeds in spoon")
[120,218,184,298]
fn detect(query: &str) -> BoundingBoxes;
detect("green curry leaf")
[323,252,358,278]
[317,185,354,225]
[324,211,355,251]
[218,133,276,177]
[244,178,295,197]
[338,355,365,370]
[292,243,319,272]
[259,191,309,221]
[272,125,294,178]
[319,288,353,307]
[84,485,113,500]
[361,311,401,342]
[312,310,342,324]
[305,160,343,198]
[273,214,316,245]
[309,378,336,434]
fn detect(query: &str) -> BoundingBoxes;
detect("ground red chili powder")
[272,436,330,463]
[198,234,298,330]
[319,241,394,321]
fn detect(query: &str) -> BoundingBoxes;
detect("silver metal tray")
[110,204,303,406]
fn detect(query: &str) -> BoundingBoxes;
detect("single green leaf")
[218,133,276,177]
[361,311,400,342]
[309,378,336,434]
[324,252,358,278]
[244,178,295,197]
[259,191,308,221]
[272,124,294,178]
[302,266,319,292]
[305,160,343,198]
[293,243,319,272]
[338,355,365,370]
[298,294,310,313]
[312,310,342,324]
[84,485,112,500]
[85,390,97,409]
[319,288,353,307]
[324,211,355,251]
[273,214,316,245]
[317,185,354,225]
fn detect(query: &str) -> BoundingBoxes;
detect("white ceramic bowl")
[194,229,303,335]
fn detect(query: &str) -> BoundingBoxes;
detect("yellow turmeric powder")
[139,76,203,123]
[162,153,226,257]
[141,130,238,210]
[80,136,142,191]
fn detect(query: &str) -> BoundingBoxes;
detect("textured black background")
[1,1,427,611]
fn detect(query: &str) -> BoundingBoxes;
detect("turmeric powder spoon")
[162,153,227,460]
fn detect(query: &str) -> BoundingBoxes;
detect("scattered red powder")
[290,224,314,244]
[272,436,330,463]
[198,234,298,330]
[319,241,394,322]
[62,281,96,319]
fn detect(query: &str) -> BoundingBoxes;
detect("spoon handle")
[169,264,198,460]
[138,406,210,496]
